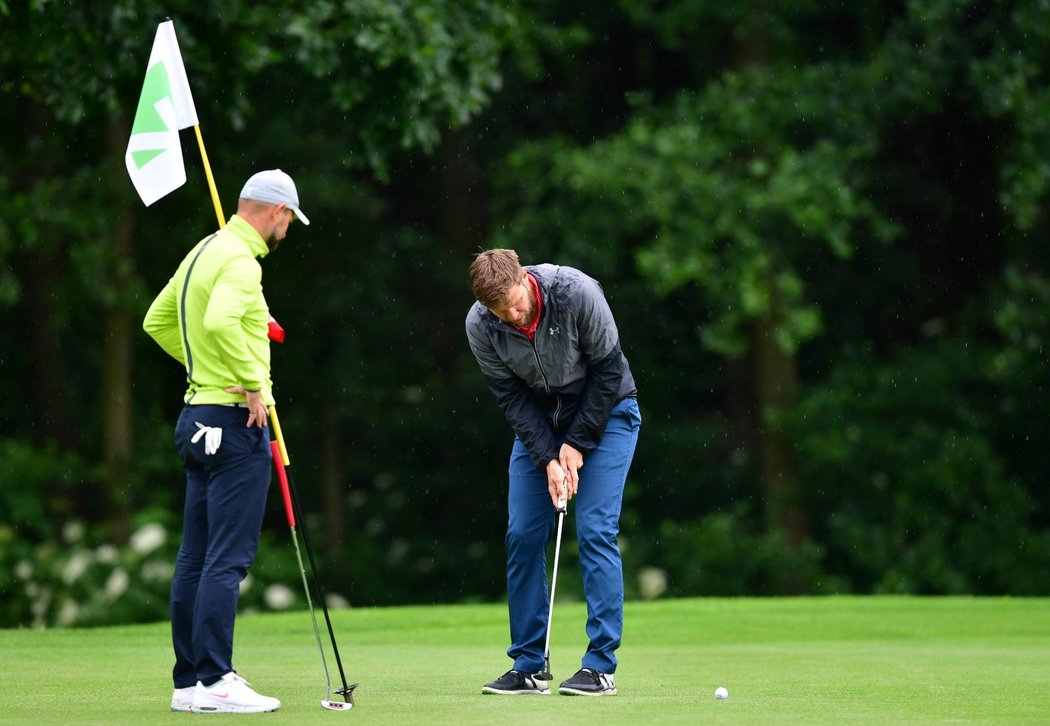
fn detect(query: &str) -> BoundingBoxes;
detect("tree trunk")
[733,8,809,583]
[322,395,344,553]
[101,117,135,542]
[101,307,134,541]
[751,311,808,552]
[17,99,84,523]
[25,254,76,450]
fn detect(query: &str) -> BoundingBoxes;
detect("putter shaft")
[540,491,568,679]
[271,438,355,708]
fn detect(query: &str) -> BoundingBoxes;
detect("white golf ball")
[715,686,729,700]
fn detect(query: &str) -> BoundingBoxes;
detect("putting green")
[1,597,1047,724]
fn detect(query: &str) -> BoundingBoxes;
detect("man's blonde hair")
[469,249,523,308]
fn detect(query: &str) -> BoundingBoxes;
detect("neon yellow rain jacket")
[143,215,275,405]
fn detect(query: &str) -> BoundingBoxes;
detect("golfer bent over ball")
[466,249,641,696]
[143,170,309,714]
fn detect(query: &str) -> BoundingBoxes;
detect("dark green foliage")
[2,0,1050,626]
[779,270,1050,594]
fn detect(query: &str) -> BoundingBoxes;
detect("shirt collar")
[225,214,269,258]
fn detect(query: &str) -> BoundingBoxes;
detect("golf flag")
[124,20,199,206]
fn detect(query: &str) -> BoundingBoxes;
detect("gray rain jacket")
[465,264,637,471]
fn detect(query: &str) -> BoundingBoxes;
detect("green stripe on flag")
[131,148,167,167]
[129,63,173,169]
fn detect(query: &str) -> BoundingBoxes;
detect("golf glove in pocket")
[192,422,223,455]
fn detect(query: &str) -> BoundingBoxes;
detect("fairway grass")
[1,597,1048,724]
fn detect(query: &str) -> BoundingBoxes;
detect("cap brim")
[293,207,310,226]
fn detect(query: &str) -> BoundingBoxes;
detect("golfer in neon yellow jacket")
[143,212,276,409]
[143,169,309,714]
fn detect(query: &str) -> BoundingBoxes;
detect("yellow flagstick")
[269,404,291,466]
[194,125,225,229]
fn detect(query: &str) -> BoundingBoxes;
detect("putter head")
[321,683,357,711]
[321,699,352,711]
[535,670,553,681]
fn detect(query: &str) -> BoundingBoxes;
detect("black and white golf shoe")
[481,669,551,695]
[558,668,617,696]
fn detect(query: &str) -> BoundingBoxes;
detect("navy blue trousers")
[170,405,271,688]
[505,397,641,675]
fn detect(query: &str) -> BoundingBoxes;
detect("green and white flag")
[124,20,199,206]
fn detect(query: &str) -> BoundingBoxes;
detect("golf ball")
[715,686,729,700]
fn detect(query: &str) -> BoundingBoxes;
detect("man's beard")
[266,233,282,252]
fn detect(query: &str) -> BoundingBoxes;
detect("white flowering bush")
[0,517,307,628]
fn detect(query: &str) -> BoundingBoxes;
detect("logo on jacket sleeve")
[548,325,561,337]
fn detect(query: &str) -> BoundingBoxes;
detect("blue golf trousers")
[505,396,641,675]
[170,405,272,688]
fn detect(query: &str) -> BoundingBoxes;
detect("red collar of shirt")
[514,272,542,341]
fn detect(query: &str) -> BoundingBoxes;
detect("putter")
[271,438,357,711]
[536,480,569,681]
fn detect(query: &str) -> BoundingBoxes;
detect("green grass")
[2,597,1049,724]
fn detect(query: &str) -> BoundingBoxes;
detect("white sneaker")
[190,672,281,713]
[171,686,195,712]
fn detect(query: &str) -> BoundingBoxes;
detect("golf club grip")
[271,440,296,528]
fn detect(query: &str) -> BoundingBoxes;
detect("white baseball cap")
[239,169,310,225]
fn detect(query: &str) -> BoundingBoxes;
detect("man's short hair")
[469,249,523,308]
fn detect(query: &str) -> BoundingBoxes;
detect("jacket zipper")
[528,335,562,429]
[179,233,219,402]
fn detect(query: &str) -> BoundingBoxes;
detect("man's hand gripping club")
[546,443,584,509]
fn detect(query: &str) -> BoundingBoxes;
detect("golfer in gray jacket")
[466,248,641,696]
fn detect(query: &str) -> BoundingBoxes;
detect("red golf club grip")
[271,440,296,528]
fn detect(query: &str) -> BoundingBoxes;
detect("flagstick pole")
[194,125,225,229]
